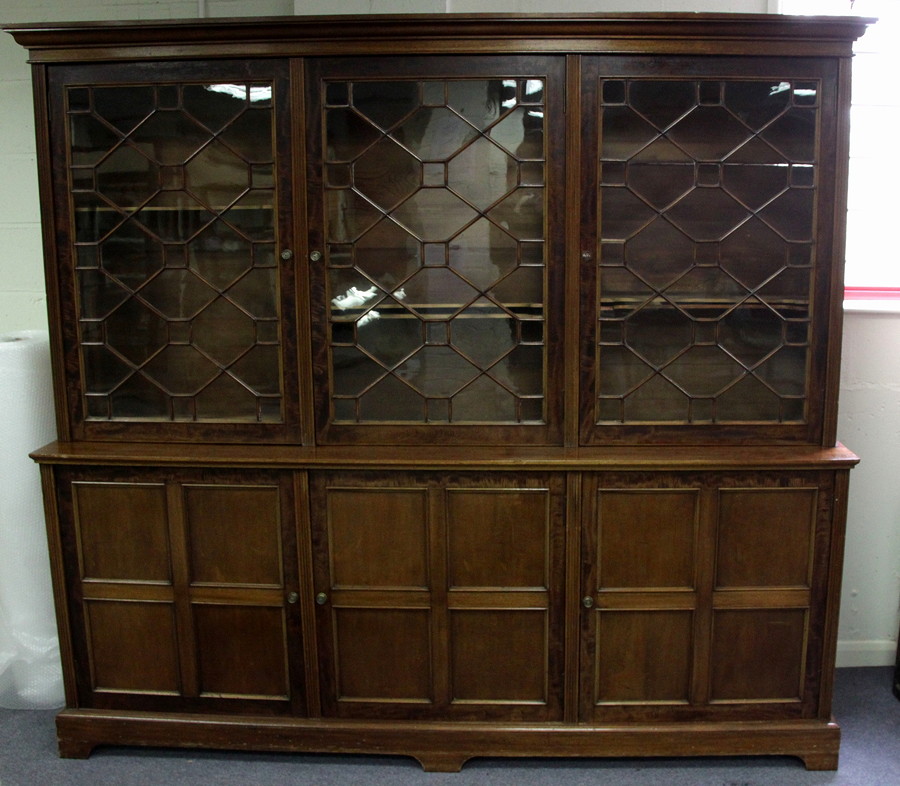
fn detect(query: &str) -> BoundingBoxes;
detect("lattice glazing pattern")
[323,78,546,424]
[68,82,282,422]
[598,79,818,424]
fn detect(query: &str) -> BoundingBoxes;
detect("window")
[782,1,900,307]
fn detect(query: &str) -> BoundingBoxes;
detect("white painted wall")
[836,311,900,666]
[1,0,896,667]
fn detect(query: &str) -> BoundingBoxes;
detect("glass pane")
[183,141,247,206]
[395,346,481,398]
[718,301,787,366]
[332,347,386,397]
[625,375,690,421]
[358,376,424,421]
[487,187,544,241]
[352,81,419,130]
[666,106,753,161]
[448,136,515,210]
[130,110,211,166]
[399,106,480,160]
[625,218,694,289]
[403,268,479,319]
[219,108,274,162]
[109,374,170,418]
[625,306,694,368]
[322,75,548,424]
[182,83,248,131]
[357,313,423,367]
[597,78,816,425]
[68,81,283,423]
[449,220,518,290]
[627,163,694,210]
[448,79,507,129]
[391,189,479,242]
[354,137,421,211]
[761,108,817,162]
[451,315,516,367]
[452,375,518,421]
[628,80,695,129]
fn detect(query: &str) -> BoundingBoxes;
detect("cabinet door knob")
[315,592,329,606]
[309,249,323,262]
[582,595,595,609]
[280,249,294,261]
[286,591,299,605]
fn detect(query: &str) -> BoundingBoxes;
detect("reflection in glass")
[598,78,817,424]
[69,81,282,423]
[323,77,547,424]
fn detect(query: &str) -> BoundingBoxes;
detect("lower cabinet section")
[41,461,850,770]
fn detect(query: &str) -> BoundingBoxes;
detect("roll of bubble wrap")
[0,330,63,708]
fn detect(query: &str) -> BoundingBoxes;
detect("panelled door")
[55,467,305,715]
[309,470,566,721]
[305,56,566,446]
[580,470,838,723]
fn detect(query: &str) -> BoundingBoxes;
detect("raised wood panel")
[184,485,284,587]
[716,488,817,589]
[85,599,179,694]
[594,609,693,704]
[326,488,429,589]
[334,608,433,703]
[596,489,698,590]
[710,608,807,702]
[193,604,289,699]
[447,489,549,589]
[450,609,548,703]
[73,482,170,582]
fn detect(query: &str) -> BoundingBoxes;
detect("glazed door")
[309,471,566,721]
[580,470,838,723]
[306,56,566,445]
[47,60,302,443]
[579,56,843,445]
[55,467,305,715]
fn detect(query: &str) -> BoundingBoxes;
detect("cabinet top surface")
[4,13,874,60]
[30,441,860,471]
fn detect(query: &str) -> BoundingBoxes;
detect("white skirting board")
[837,639,898,668]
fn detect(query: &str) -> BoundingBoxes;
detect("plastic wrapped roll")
[0,330,63,708]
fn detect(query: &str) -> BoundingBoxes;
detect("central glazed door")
[305,56,566,446]
[309,471,566,721]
